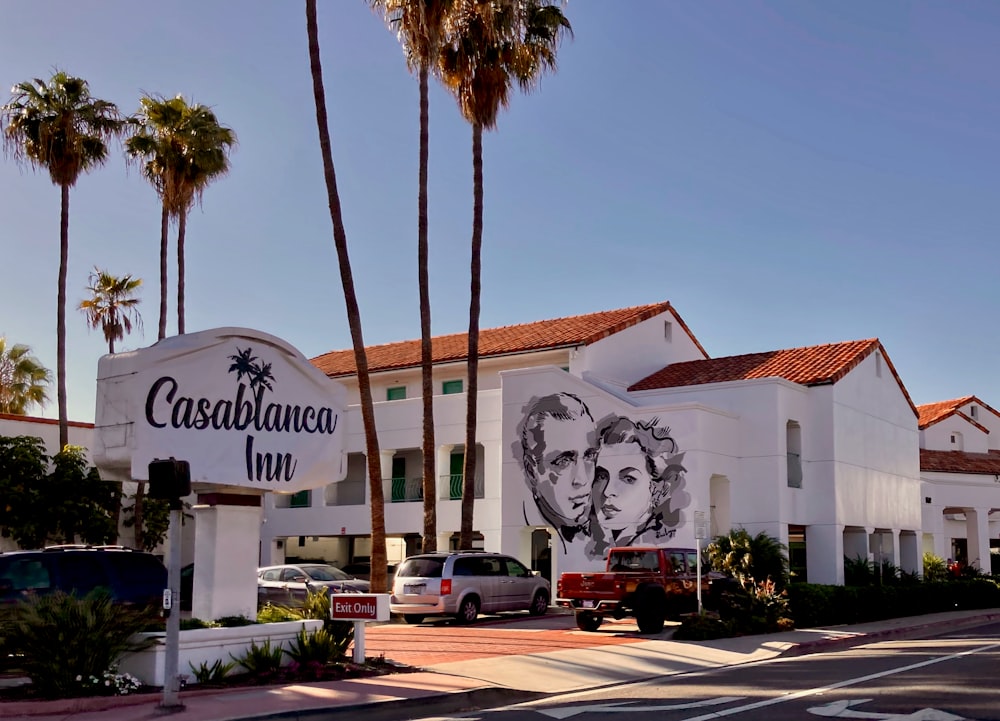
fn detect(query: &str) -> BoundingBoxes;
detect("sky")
[2,1,1000,425]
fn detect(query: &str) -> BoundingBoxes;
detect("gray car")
[390,551,550,624]
[257,563,369,607]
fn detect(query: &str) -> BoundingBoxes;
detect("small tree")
[707,528,790,589]
[0,337,52,415]
[78,268,143,354]
[0,436,120,548]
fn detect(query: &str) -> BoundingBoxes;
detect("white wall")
[575,309,707,385]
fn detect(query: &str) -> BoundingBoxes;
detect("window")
[290,490,311,508]
[386,386,406,401]
[442,380,463,395]
[875,352,883,378]
[787,421,803,488]
[664,320,673,342]
[971,405,979,420]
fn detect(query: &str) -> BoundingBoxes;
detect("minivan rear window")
[397,558,444,578]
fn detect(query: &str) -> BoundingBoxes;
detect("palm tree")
[78,268,143,354]
[440,0,571,547]
[125,95,236,338]
[371,0,455,553]
[1,72,125,447]
[0,338,52,415]
[306,0,389,593]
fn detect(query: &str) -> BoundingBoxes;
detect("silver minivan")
[390,551,550,624]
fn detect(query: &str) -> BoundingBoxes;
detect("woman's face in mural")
[595,441,652,527]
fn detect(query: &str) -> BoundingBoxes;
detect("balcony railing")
[442,473,484,500]
[382,475,485,502]
[385,476,424,503]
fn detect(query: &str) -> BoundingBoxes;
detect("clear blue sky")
[2,1,999,424]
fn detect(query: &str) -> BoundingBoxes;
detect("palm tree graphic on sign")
[228,347,275,392]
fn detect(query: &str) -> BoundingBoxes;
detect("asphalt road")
[394,620,1000,721]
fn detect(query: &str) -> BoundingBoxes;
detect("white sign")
[93,328,347,492]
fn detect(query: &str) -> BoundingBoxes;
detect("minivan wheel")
[455,595,480,624]
[403,614,425,624]
[529,590,549,616]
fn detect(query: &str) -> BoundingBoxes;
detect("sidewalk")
[3,608,997,721]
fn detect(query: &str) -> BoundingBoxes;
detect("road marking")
[807,699,965,720]
[808,699,894,718]
[538,696,747,719]
[677,641,1000,721]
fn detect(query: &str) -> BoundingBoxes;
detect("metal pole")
[160,505,184,711]
[696,537,703,614]
[352,621,365,664]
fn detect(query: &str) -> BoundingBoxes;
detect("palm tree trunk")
[57,183,70,449]
[158,204,169,340]
[177,206,187,335]
[418,63,437,554]
[460,122,484,550]
[306,0,388,592]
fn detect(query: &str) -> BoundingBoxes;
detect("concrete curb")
[778,611,1000,658]
[229,687,546,721]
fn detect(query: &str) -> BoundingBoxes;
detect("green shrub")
[923,553,948,582]
[231,638,285,678]
[214,615,256,627]
[715,578,792,634]
[673,612,733,641]
[284,624,350,666]
[257,603,300,624]
[257,588,355,643]
[3,590,160,698]
[189,658,238,683]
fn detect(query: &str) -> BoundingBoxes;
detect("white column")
[191,502,262,621]
[888,529,900,568]
[966,507,991,571]
[806,524,844,585]
[482,441,502,499]
[379,450,395,503]
[437,444,455,501]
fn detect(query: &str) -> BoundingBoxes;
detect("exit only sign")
[329,593,390,621]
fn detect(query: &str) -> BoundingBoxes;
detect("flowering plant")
[75,667,143,696]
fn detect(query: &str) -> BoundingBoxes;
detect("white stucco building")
[4,300,998,584]
[256,301,995,585]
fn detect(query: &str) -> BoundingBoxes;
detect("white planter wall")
[119,620,323,687]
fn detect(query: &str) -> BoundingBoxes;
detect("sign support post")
[694,510,709,615]
[148,458,191,713]
[328,594,390,665]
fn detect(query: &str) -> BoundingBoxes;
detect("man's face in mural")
[530,415,599,526]
[595,441,652,527]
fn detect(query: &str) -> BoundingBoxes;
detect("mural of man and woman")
[518,391,691,561]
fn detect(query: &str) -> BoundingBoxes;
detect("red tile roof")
[311,301,707,377]
[920,448,1000,474]
[628,338,918,417]
[916,396,1000,431]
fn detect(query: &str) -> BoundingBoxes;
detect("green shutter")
[442,380,463,395]
[386,386,406,401]
[290,490,311,508]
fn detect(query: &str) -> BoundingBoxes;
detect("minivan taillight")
[441,579,452,595]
